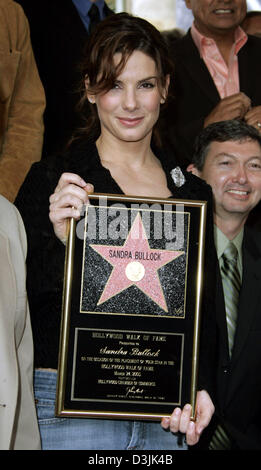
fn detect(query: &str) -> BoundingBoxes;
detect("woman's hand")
[49,172,94,242]
[161,390,214,446]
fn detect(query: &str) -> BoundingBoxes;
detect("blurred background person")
[0,0,45,202]
[0,194,40,449]
[241,10,261,36]
[16,0,114,158]
[158,0,261,167]
[161,27,185,51]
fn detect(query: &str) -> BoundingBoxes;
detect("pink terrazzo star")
[90,213,184,312]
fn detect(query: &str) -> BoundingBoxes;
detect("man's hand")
[244,105,261,132]
[161,390,214,446]
[204,92,251,127]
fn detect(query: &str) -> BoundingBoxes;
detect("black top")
[15,139,217,396]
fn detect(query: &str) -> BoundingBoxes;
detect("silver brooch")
[170,167,186,187]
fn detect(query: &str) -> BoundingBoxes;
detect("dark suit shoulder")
[238,33,261,66]
[171,30,198,59]
[244,225,261,252]
[243,33,261,49]
[180,169,213,201]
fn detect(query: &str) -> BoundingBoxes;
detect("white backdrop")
[130,0,176,30]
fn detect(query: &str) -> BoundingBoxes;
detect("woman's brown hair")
[73,13,174,142]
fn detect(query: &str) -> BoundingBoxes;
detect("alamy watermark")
[75,197,185,250]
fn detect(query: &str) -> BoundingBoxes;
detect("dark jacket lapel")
[175,31,220,105]
[55,0,88,41]
[231,227,261,364]
[238,35,261,106]
[103,3,115,18]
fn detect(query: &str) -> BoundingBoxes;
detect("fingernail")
[84,183,93,193]
[161,418,170,428]
[197,425,203,435]
[73,209,81,220]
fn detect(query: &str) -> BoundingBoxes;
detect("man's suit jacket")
[0,0,45,202]
[0,195,40,449]
[16,0,114,157]
[209,227,261,450]
[159,30,261,166]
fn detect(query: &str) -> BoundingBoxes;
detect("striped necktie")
[209,423,232,450]
[221,242,241,357]
[209,242,241,450]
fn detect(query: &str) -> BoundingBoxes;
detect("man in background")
[241,10,261,36]
[16,0,114,157]
[0,0,45,201]
[160,0,261,168]
[0,193,40,449]
[188,119,261,450]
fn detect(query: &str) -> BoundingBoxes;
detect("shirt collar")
[191,21,247,58]
[72,0,105,17]
[214,224,244,267]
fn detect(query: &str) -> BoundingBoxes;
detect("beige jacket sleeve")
[0,195,41,449]
[0,0,45,202]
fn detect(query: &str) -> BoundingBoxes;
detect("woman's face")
[88,50,169,145]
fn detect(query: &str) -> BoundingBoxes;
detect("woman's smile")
[117,116,145,127]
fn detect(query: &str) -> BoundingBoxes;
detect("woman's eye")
[140,82,155,89]
[112,82,121,90]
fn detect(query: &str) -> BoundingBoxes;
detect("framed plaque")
[56,194,207,421]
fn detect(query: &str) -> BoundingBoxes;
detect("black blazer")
[159,30,261,166]
[16,0,114,156]
[15,139,217,396]
[204,227,261,450]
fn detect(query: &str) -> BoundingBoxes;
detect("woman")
[16,13,216,450]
